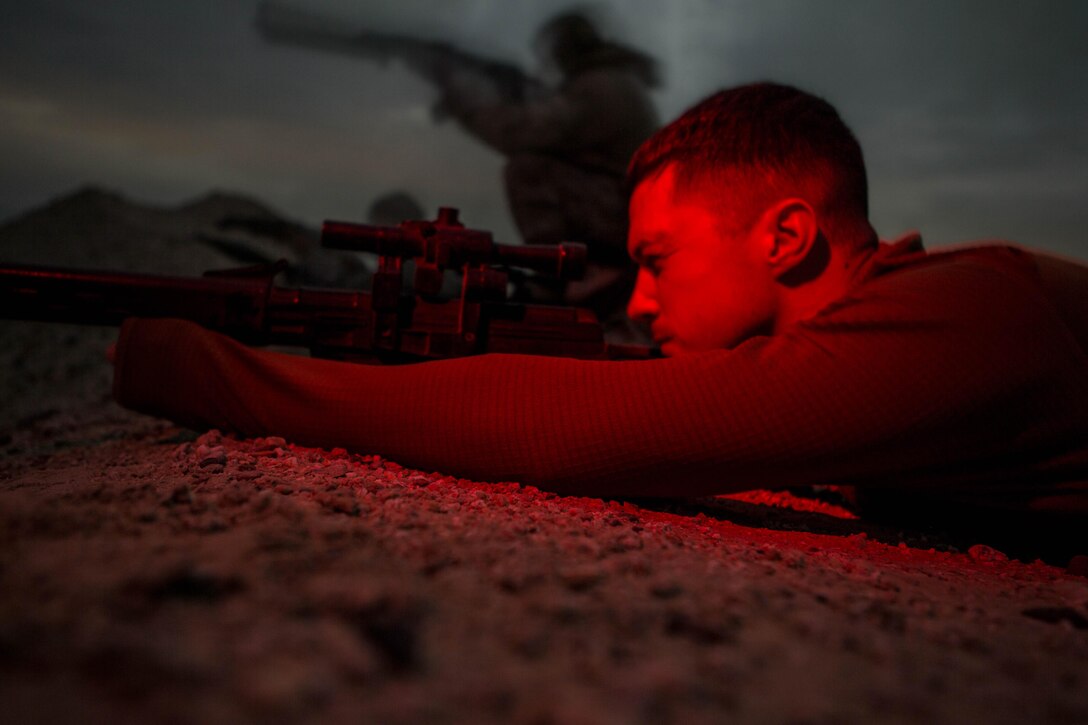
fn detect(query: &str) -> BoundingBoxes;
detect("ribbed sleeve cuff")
[111,318,207,425]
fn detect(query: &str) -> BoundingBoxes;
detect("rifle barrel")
[0,262,654,361]
[0,263,364,347]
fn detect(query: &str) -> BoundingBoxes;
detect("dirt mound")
[0,186,300,273]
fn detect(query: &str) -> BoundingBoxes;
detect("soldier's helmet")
[535,9,659,86]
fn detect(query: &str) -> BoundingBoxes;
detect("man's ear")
[757,199,820,278]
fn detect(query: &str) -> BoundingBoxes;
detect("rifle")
[255,1,538,109]
[0,208,654,363]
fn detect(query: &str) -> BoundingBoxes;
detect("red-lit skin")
[626,163,868,356]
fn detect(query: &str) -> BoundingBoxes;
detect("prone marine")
[110,83,1088,529]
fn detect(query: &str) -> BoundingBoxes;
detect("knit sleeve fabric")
[112,250,1088,501]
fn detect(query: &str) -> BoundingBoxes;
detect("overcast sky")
[1,0,1085,258]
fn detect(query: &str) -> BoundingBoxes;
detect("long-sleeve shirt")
[112,236,1088,513]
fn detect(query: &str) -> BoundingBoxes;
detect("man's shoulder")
[820,239,1056,332]
[921,242,1043,272]
[862,239,1050,298]
[875,236,1038,278]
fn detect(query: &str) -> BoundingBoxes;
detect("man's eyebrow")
[629,234,666,263]
[626,236,665,261]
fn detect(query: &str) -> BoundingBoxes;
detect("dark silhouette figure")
[440,12,660,337]
[257,5,660,336]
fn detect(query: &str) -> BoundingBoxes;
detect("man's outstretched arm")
[112,256,1088,500]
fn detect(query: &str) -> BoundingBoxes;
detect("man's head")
[535,9,659,87]
[626,83,877,355]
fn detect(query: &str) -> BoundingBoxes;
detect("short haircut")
[628,83,873,246]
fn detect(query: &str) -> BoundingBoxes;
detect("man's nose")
[626,269,659,323]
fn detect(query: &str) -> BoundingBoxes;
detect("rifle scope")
[321,207,587,281]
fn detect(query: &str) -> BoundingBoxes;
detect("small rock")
[557,564,605,592]
[323,462,351,479]
[162,482,193,506]
[968,544,1008,563]
[196,444,227,467]
[217,485,251,507]
[197,430,224,446]
[317,491,361,516]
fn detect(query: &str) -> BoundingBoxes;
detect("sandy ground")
[2,189,1087,724]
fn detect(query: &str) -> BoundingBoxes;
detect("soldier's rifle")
[255,1,538,107]
[0,207,654,363]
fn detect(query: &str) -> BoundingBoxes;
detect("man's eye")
[644,255,665,274]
